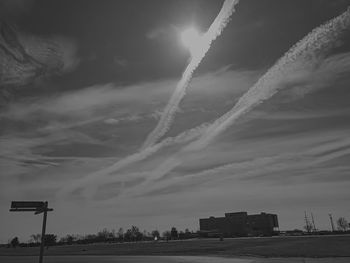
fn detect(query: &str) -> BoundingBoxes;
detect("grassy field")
[1,235,350,258]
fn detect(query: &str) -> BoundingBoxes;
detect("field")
[1,255,350,263]
[1,235,350,258]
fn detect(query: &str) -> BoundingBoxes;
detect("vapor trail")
[141,0,240,149]
[189,7,350,150]
[121,7,350,192]
[60,0,240,196]
[61,7,350,197]
[57,122,209,197]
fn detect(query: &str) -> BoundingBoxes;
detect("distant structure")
[199,212,279,237]
[329,213,335,232]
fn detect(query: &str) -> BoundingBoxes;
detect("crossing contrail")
[61,7,350,198]
[57,122,209,197]
[141,0,240,149]
[189,7,350,150]
[62,0,240,196]
[121,7,350,193]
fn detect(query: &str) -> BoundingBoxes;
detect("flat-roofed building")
[199,211,278,237]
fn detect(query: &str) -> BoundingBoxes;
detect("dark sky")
[1,0,350,242]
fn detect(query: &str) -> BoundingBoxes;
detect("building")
[199,211,279,237]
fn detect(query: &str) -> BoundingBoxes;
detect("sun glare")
[181,27,203,56]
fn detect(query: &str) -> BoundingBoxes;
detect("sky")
[1,0,350,243]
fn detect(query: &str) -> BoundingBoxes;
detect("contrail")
[189,7,350,150]
[57,122,209,197]
[120,7,350,193]
[141,0,240,149]
[60,7,350,197]
[61,0,240,195]
[135,134,350,197]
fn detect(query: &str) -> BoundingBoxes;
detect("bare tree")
[337,217,349,231]
[303,212,313,233]
[30,234,41,244]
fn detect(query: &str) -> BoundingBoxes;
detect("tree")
[110,229,116,239]
[337,217,349,231]
[123,226,142,242]
[84,234,97,243]
[162,230,171,241]
[10,237,19,248]
[30,234,41,244]
[131,226,143,241]
[97,228,110,242]
[170,227,178,240]
[303,220,313,233]
[142,230,150,240]
[151,230,160,240]
[44,234,57,247]
[66,235,75,245]
[184,228,192,239]
[59,234,75,245]
[124,228,132,242]
[117,227,124,241]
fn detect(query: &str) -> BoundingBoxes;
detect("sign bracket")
[10,201,53,263]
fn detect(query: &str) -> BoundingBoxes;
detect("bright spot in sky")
[181,27,203,56]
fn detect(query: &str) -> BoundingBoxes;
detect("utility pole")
[38,202,49,263]
[328,213,335,232]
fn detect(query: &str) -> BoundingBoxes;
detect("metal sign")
[11,201,45,208]
[10,201,53,213]
[10,201,53,263]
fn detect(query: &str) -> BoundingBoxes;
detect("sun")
[181,27,203,56]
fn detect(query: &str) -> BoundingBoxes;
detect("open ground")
[1,235,350,262]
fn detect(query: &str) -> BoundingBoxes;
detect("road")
[1,256,349,263]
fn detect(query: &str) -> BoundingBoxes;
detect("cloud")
[85,48,350,201]
[0,0,34,21]
[113,56,128,68]
[50,44,350,199]
[0,21,79,103]
[116,10,350,193]
[2,48,350,235]
[53,36,80,73]
[105,125,350,202]
[142,0,240,148]
[146,26,175,40]
[104,118,120,125]
[0,66,258,198]
[104,114,143,125]
[2,66,258,124]
[49,67,259,195]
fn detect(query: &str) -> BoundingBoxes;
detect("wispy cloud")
[0,20,79,103]
[85,42,350,202]
[1,66,257,199]
[1,8,350,238]
[122,9,350,192]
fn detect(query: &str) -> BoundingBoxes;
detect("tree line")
[303,216,350,233]
[5,216,350,248]
[6,226,198,248]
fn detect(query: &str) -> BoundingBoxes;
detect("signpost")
[10,201,53,263]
